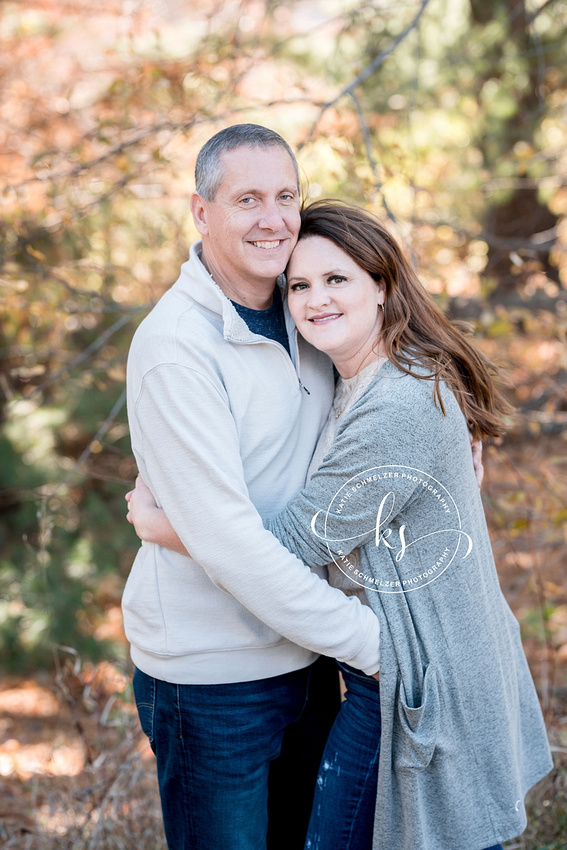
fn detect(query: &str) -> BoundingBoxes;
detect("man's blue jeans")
[133,656,340,850]
[305,662,505,850]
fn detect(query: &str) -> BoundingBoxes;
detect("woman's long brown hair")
[298,200,512,439]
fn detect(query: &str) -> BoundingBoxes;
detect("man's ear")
[191,192,209,236]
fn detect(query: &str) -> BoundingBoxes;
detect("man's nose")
[258,200,285,230]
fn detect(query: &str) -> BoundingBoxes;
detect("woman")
[126,200,552,850]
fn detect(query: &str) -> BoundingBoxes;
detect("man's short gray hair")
[195,124,300,201]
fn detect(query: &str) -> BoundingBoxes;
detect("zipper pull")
[298,379,310,395]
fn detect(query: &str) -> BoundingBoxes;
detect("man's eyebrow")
[231,185,299,197]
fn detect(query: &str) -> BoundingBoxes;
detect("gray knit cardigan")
[266,360,552,850]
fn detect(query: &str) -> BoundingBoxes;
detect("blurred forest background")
[0,0,566,846]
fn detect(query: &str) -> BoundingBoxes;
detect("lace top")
[307,356,388,603]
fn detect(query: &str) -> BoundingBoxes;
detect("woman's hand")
[470,435,484,487]
[125,475,160,539]
[126,476,189,555]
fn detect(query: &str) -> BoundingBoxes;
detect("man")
[123,124,381,850]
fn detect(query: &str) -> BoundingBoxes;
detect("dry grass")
[0,661,166,849]
[0,653,565,849]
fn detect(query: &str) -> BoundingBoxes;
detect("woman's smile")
[309,312,343,323]
[286,235,386,378]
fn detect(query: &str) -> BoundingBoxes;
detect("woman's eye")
[328,275,347,284]
[290,282,308,291]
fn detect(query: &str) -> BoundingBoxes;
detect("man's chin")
[251,258,291,280]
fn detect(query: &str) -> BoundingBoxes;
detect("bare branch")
[349,91,397,222]
[481,175,567,192]
[24,307,147,399]
[526,0,560,25]
[69,388,127,479]
[40,267,148,312]
[299,0,432,150]
[412,215,559,252]
[414,212,558,251]
[7,99,326,193]
[342,0,432,97]
[7,117,198,191]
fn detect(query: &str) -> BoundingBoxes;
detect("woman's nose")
[307,282,330,308]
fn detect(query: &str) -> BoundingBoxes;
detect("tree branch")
[298,0,432,150]
[6,99,326,193]
[24,307,146,399]
[526,0,559,25]
[349,91,397,222]
[69,387,127,479]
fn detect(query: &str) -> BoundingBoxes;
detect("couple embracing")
[122,124,551,850]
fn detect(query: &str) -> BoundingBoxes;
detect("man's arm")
[131,362,380,674]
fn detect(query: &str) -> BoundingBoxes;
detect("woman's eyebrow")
[288,267,349,282]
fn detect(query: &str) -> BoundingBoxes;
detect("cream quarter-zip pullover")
[122,242,381,684]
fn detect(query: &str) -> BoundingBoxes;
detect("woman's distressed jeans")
[305,661,504,850]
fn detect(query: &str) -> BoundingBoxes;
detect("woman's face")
[286,235,386,378]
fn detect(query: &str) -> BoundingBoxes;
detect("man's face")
[191,145,301,296]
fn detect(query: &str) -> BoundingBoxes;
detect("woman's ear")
[376,278,386,307]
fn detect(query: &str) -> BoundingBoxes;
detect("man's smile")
[250,239,285,250]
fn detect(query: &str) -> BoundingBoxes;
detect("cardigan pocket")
[394,663,439,771]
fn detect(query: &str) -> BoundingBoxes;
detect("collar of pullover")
[174,241,291,347]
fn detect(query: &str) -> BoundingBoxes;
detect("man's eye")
[280,193,295,201]
[241,197,255,204]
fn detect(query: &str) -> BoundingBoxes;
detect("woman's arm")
[123,388,426,562]
[126,378,481,563]
[264,386,441,568]
[126,476,188,555]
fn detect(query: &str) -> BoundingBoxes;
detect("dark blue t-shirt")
[231,286,290,356]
